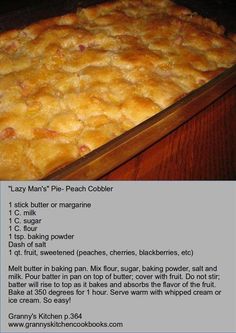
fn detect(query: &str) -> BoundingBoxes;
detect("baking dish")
[47,66,236,180]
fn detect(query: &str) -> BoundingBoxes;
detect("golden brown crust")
[0,0,236,179]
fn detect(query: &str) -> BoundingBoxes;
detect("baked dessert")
[0,0,235,179]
